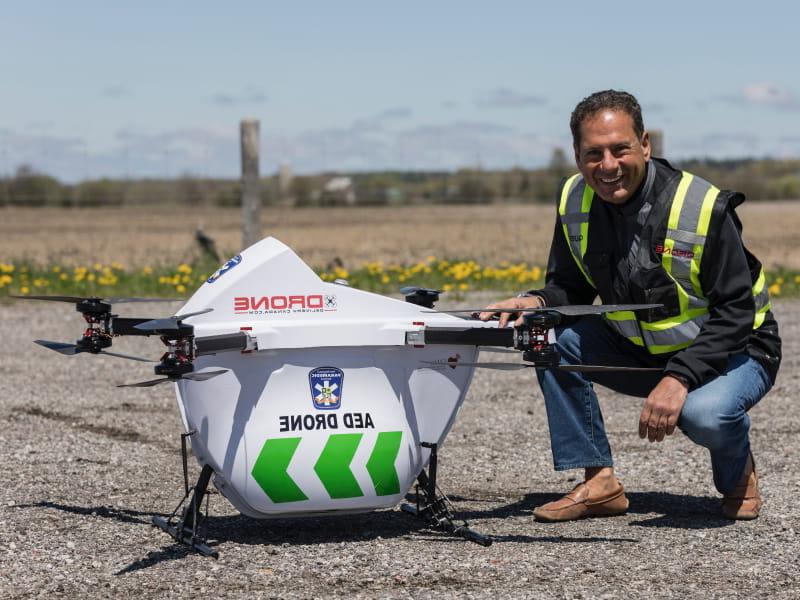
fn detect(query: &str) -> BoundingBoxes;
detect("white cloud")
[476,88,546,109]
[741,83,800,110]
[210,86,268,106]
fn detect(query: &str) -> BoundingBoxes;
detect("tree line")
[1,158,798,208]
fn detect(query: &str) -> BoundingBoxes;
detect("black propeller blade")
[424,303,662,317]
[13,295,181,304]
[134,308,214,333]
[117,369,228,388]
[34,340,155,362]
[422,360,662,373]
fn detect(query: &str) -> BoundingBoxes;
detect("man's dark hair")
[570,90,644,147]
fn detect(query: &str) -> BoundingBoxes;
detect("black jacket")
[532,158,781,389]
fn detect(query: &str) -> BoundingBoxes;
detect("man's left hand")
[638,375,689,443]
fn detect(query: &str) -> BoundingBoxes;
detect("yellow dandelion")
[142,266,153,275]
[20,286,29,294]
[176,284,186,293]
[177,264,193,274]
[381,274,390,284]
[768,283,781,296]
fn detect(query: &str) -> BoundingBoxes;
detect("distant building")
[322,176,356,205]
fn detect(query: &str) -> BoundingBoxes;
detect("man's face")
[574,109,650,205]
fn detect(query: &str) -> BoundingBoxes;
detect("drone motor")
[515,312,561,367]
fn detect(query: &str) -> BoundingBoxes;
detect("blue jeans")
[535,315,774,494]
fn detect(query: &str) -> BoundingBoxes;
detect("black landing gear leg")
[152,431,218,558]
[401,442,492,547]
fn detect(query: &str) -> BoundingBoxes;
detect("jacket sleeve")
[664,209,755,388]
[529,211,598,307]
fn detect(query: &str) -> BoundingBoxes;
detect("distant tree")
[548,147,571,178]
[74,178,124,207]
[7,165,62,206]
[290,176,314,206]
[177,174,206,206]
[214,182,241,207]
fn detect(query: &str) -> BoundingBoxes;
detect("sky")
[1,1,799,182]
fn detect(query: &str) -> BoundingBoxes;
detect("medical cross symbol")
[314,380,339,406]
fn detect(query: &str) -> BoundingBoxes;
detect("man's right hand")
[478,295,544,328]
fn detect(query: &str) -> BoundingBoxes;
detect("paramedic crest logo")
[309,367,344,410]
[207,254,242,283]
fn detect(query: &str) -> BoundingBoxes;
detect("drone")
[18,237,661,558]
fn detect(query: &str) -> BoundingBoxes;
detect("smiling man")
[481,90,781,521]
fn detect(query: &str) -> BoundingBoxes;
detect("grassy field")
[0,202,797,297]
[1,201,798,268]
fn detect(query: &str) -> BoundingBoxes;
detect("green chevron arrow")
[366,431,402,496]
[314,433,363,499]
[251,437,308,503]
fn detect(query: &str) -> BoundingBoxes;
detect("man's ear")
[641,131,652,160]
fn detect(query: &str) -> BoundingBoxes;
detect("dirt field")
[1,200,797,269]
[0,297,798,598]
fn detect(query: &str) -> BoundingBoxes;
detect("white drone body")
[174,237,494,519]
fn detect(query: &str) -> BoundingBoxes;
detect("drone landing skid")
[151,433,218,558]
[401,442,492,547]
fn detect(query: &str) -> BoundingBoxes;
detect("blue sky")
[1,1,798,182]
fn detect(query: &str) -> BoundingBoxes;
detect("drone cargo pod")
[174,237,490,518]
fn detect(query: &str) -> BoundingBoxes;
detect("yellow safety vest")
[558,171,771,354]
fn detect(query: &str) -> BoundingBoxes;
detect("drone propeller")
[477,347,519,354]
[34,340,155,362]
[426,303,662,317]
[399,286,442,296]
[423,360,662,373]
[13,295,181,304]
[117,369,228,388]
[134,308,214,333]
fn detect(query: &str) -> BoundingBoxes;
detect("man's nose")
[600,150,619,172]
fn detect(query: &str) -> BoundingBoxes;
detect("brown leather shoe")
[533,478,629,522]
[722,453,762,520]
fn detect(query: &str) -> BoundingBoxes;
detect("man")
[481,90,781,521]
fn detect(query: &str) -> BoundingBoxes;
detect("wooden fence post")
[240,119,261,249]
[649,129,664,158]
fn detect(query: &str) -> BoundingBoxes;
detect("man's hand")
[478,295,544,328]
[638,375,689,442]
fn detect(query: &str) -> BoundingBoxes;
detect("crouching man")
[481,90,781,520]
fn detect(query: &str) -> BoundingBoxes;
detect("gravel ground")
[0,298,798,599]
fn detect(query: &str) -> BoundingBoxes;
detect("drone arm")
[195,332,252,356]
[109,317,162,336]
[412,327,515,347]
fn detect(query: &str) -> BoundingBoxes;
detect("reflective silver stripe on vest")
[559,174,595,288]
[640,313,709,352]
[754,283,769,310]
[662,173,716,310]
